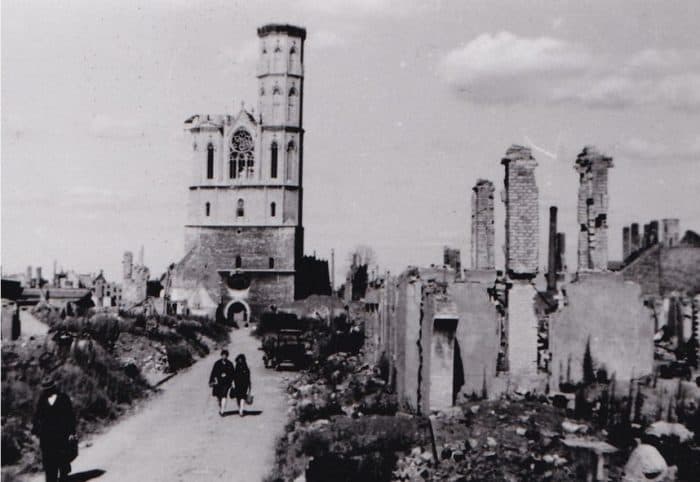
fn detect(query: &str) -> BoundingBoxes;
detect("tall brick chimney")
[471,179,495,270]
[501,145,539,278]
[547,206,558,291]
[575,146,613,272]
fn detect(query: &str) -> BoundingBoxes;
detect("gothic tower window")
[272,84,282,123]
[270,142,278,178]
[229,129,255,179]
[269,257,275,269]
[235,256,242,268]
[286,141,296,180]
[270,202,276,217]
[289,42,297,71]
[206,144,214,179]
[288,85,298,122]
[205,202,211,217]
[236,198,244,217]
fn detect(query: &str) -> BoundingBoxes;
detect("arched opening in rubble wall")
[226,301,250,325]
[430,317,461,411]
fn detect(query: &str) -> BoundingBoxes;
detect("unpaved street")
[27,328,288,482]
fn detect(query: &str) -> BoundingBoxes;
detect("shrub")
[166,344,193,372]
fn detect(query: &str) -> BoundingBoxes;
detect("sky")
[2,0,700,286]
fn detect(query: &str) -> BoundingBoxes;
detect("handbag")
[245,393,254,405]
[63,436,78,463]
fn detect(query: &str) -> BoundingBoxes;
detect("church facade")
[170,24,306,322]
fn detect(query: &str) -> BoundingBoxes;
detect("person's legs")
[220,395,227,415]
[238,396,245,416]
[42,449,59,482]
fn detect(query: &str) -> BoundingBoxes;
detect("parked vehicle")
[262,329,311,370]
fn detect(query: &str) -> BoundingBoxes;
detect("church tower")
[172,24,306,322]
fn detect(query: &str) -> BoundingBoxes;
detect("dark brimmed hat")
[221,349,229,357]
[41,375,57,391]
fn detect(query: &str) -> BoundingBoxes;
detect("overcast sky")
[3,0,699,285]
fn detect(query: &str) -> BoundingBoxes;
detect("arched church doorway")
[226,301,250,325]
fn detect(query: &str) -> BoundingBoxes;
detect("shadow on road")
[66,469,106,481]
[221,410,263,417]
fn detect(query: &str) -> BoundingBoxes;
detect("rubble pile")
[392,400,628,481]
[268,352,426,482]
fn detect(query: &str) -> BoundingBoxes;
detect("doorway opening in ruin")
[227,301,249,325]
[430,317,461,411]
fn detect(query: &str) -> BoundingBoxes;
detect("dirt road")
[27,328,288,482]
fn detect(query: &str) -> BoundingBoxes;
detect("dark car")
[262,329,311,370]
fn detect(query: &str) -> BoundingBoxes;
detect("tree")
[583,337,596,385]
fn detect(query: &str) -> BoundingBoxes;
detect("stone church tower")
[170,24,306,322]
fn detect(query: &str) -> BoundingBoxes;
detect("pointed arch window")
[229,129,255,179]
[236,198,244,217]
[205,202,211,217]
[259,85,265,96]
[287,86,298,122]
[270,202,276,217]
[235,256,242,268]
[286,141,296,180]
[269,257,275,269]
[270,142,278,178]
[274,41,282,53]
[206,144,214,179]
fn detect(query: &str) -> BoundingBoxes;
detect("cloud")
[296,0,434,18]
[89,114,147,139]
[438,33,700,111]
[614,137,700,163]
[311,29,346,49]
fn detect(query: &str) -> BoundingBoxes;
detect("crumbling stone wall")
[471,179,495,270]
[507,281,540,379]
[172,225,298,316]
[622,244,700,297]
[575,147,613,272]
[550,273,653,385]
[501,146,538,277]
[661,218,680,247]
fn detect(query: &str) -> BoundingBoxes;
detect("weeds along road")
[27,327,289,482]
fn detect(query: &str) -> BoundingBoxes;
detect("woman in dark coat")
[209,349,235,415]
[232,354,251,416]
[32,375,77,482]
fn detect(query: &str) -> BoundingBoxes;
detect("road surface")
[27,327,288,482]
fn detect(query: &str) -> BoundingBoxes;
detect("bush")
[166,344,193,372]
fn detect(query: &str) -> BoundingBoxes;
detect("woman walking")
[209,349,235,416]
[232,354,251,417]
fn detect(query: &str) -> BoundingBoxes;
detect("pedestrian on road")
[209,349,235,416]
[32,374,77,482]
[232,354,251,417]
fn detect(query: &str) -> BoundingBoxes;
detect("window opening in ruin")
[274,41,281,53]
[270,202,276,217]
[271,142,278,178]
[236,198,244,217]
[206,144,214,179]
[205,202,210,217]
[259,85,265,96]
[272,84,281,95]
[269,257,274,269]
[235,256,242,268]
[229,129,255,179]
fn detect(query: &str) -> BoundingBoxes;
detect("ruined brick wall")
[661,218,681,247]
[575,147,613,272]
[471,179,495,270]
[622,245,700,297]
[507,281,540,378]
[449,282,499,398]
[550,273,653,385]
[622,227,630,261]
[393,274,423,412]
[501,146,538,277]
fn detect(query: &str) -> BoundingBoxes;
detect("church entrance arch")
[225,300,250,325]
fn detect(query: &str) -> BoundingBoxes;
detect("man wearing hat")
[32,374,77,482]
[209,349,235,416]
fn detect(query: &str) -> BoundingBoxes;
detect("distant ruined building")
[470,179,494,270]
[169,24,307,322]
